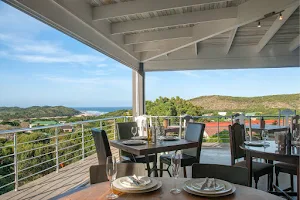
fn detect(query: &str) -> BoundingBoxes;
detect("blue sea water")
[72,107,131,116]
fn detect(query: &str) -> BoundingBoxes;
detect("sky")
[0,2,299,108]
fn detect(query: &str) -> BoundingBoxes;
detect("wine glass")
[106,156,118,199]
[262,130,269,145]
[170,153,182,194]
[131,127,138,137]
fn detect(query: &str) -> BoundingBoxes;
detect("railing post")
[114,118,116,140]
[124,116,127,122]
[81,124,85,160]
[55,127,59,173]
[179,116,182,139]
[100,120,103,129]
[249,116,252,141]
[14,133,18,191]
[149,116,153,126]
[217,117,220,143]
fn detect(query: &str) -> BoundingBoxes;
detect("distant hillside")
[189,94,300,114]
[0,106,80,120]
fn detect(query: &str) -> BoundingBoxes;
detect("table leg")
[246,151,252,187]
[297,159,299,200]
[145,154,151,177]
[153,153,158,177]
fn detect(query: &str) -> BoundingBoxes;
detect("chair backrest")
[116,122,138,140]
[291,115,299,135]
[92,128,112,165]
[192,164,248,186]
[90,163,147,184]
[182,123,205,162]
[228,123,245,165]
[116,122,138,157]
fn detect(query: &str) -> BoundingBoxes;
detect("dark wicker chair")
[90,163,147,184]
[275,115,299,192]
[192,163,248,186]
[116,122,156,163]
[159,122,205,178]
[229,123,274,190]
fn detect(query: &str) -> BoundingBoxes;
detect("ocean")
[73,107,131,116]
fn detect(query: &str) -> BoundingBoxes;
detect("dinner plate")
[184,179,232,195]
[183,183,236,197]
[122,140,147,145]
[113,178,161,193]
[190,180,224,192]
[244,141,269,147]
[159,136,179,141]
[131,136,148,140]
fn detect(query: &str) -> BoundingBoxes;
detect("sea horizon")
[72,106,132,116]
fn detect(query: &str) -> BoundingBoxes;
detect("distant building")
[218,112,227,116]
[203,113,213,116]
[61,125,73,133]
[30,120,58,128]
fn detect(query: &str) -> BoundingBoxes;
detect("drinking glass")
[170,153,182,194]
[262,130,269,145]
[106,156,118,199]
[131,127,138,137]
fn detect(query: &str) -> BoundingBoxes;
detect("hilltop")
[0,106,81,120]
[189,93,300,114]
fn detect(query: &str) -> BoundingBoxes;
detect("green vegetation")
[190,93,300,115]
[203,130,230,143]
[0,106,80,120]
[146,96,203,116]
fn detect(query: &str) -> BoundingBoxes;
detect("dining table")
[58,177,284,200]
[110,139,198,177]
[240,141,300,199]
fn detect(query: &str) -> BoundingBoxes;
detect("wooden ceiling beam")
[93,0,230,21]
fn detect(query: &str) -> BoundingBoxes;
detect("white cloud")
[175,71,202,78]
[97,64,108,68]
[0,33,107,65]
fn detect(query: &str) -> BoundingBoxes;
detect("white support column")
[132,63,145,117]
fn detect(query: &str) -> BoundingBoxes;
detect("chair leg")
[183,166,187,178]
[268,173,273,191]
[254,177,259,189]
[290,174,294,192]
[275,171,279,186]
[159,162,163,177]
[167,165,172,177]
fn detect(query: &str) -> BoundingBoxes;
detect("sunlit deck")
[0,144,296,200]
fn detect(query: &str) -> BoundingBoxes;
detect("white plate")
[159,136,179,141]
[119,176,151,188]
[113,177,158,191]
[113,179,162,194]
[184,179,232,195]
[131,136,148,140]
[122,140,147,145]
[183,184,236,197]
[244,141,269,147]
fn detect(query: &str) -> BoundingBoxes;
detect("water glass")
[170,153,182,194]
[131,127,138,137]
[106,156,118,199]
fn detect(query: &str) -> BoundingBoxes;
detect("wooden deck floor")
[0,147,120,200]
[0,144,296,200]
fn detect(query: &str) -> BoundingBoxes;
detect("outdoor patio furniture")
[229,123,274,190]
[192,163,248,186]
[116,122,156,163]
[89,163,147,184]
[92,128,131,165]
[159,123,205,178]
[59,177,284,200]
[240,141,299,199]
[110,138,199,177]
